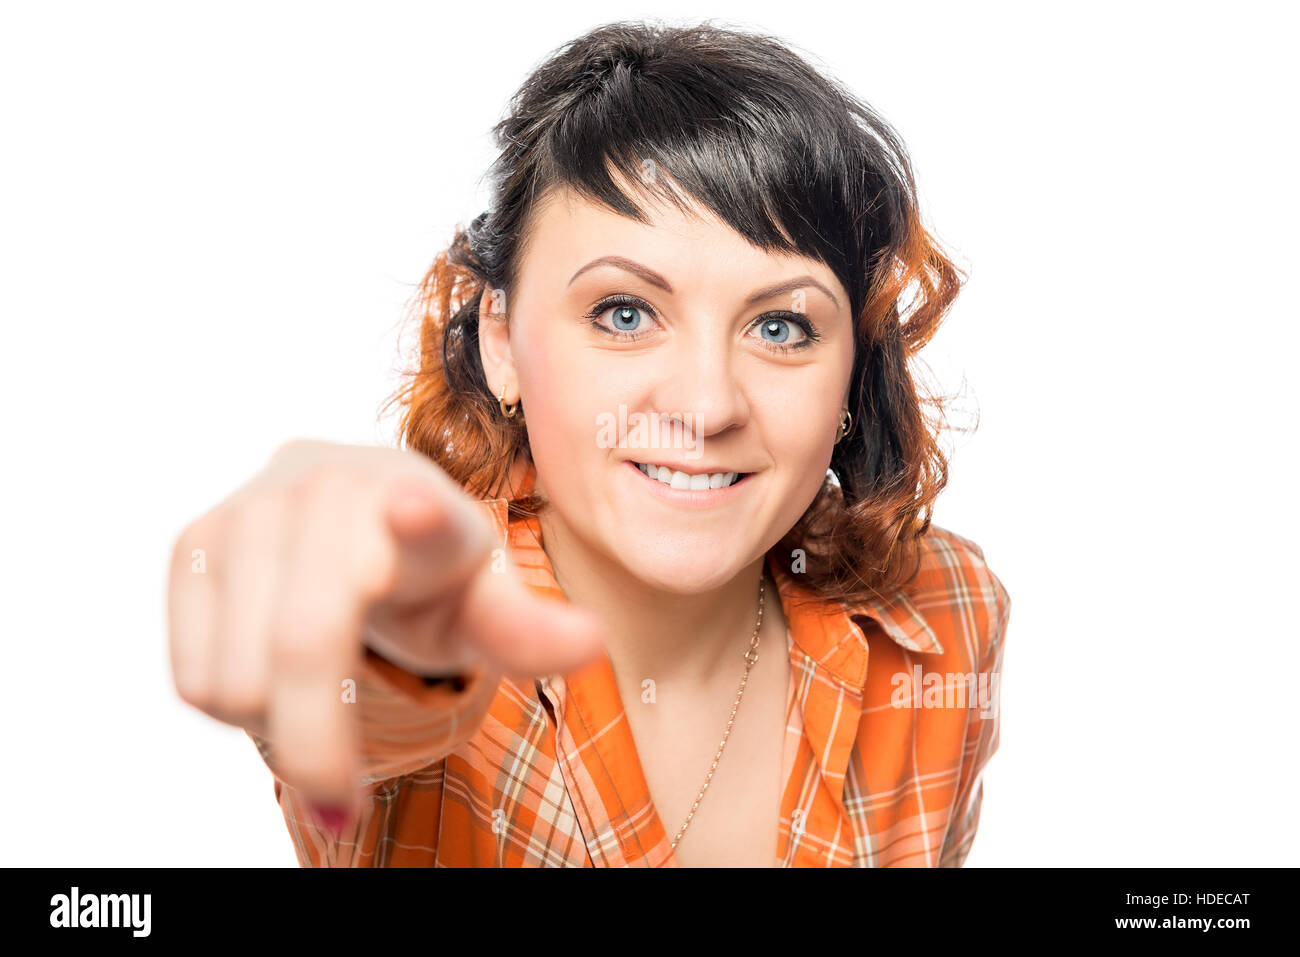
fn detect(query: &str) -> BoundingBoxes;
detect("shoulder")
[904,523,1012,666]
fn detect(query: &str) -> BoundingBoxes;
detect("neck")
[536,508,773,694]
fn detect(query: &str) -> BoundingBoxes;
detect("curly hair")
[380,18,969,605]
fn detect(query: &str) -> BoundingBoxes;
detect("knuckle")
[270,438,331,471]
[168,528,192,573]
[287,463,360,506]
[271,438,307,461]
[270,602,352,670]
[173,504,241,586]
[170,514,218,575]
[210,673,267,720]
[225,493,288,550]
[173,670,214,713]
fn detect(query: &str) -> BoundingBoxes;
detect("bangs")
[490,27,905,320]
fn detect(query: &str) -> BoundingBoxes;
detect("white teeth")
[636,462,741,489]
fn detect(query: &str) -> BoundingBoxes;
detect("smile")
[633,461,748,489]
[623,459,755,508]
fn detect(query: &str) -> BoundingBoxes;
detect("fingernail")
[308,800,351,837]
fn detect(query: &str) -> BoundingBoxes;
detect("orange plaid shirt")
[249,461,1011,867]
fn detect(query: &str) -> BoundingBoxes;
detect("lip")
[627,456,751,475]
[622,459,754,508]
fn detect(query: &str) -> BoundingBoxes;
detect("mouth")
[627,459,753,492]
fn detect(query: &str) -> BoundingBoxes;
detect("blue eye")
[584,295,657,342]
[607,303,645,332]
[757,318,794,344]
[583,293,822,353]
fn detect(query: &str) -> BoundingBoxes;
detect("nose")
[651,330,751,445]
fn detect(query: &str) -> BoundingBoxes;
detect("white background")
[1,0,1295,867]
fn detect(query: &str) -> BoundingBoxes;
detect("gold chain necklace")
[670,574,766,851]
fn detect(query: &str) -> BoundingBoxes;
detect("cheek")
[761,383,843,506]
[764,376,842,456]
[784,415,838,494]
[515,332,608,462]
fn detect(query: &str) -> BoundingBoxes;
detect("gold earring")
[497,383,519,418]
[834,408,852,444]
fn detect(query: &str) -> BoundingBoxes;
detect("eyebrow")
[568,255,840,311]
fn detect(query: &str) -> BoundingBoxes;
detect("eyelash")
[582,294,823,354]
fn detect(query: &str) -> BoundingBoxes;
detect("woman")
[168,19,1011,867]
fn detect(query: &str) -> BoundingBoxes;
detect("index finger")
[377,472,499,608]
[450,547,608,681]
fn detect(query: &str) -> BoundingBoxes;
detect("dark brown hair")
[381,18,968,603]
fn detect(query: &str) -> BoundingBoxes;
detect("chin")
[617,539,752,594]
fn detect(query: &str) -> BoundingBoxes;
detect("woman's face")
[480,178,855,594]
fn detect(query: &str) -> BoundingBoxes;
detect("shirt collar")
[764,549,945,690]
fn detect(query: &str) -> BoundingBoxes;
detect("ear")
[478,285,518,404]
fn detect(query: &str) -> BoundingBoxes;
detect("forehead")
[519,178,831,291]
